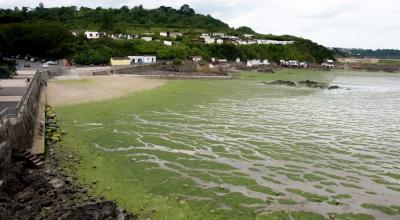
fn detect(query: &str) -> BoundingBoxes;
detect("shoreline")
[0,141,136,219]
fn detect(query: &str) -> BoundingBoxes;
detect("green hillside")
[0,4,334,65]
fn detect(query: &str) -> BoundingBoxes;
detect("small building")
[244,34,255,38]
[164,40,173,46]
[216,39,224,44]
[213,33,226,38]
[192,56,202,62]
[128,55,157,64]
[288,60,299,67]
[205,37,215,44]
[321,59,335,69]
[160,32,168,37]
[247,59,269,67]
[299,62,308,68]
[170,32,183,37]
[110,57,131,66]
[85,31,101,39]
[141,37,153,42]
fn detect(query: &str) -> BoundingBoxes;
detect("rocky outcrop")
[264,80,340,90]
[298,80,329,89]
[0,149,136,220]
[328,85,340,90]
[265,80,297,87]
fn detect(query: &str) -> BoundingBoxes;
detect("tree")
[179,4,195,15]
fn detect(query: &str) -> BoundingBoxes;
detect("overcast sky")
[1,0,399,49]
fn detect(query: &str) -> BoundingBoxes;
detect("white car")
[42,63,49,68]
[46,60,58,65]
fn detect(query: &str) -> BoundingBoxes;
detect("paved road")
[0,101,19,113]
[0,87,27,96]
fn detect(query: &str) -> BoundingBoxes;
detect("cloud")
[1,0,399,49]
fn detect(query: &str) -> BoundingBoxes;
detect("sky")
[1,0,399,49]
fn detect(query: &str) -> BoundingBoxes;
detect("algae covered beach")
[54,70,400,220]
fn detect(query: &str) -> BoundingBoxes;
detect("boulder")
[298,80,328,89]
[266,80,296,87]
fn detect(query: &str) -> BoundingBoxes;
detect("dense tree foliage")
[332,48,400,59]
[0,5,229,30]
[0,58,16,78]
[0,22,75,59]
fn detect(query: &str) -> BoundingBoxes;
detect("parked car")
[45,60,58,65]
[42,63,49,68]
[30,57,36,62]
[23,62,30,67]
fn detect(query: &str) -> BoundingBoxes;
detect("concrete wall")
[110,58,131,66]
[0,71,47,167]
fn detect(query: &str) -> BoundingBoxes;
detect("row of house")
[72,31,140,40]
[159,32,183,38]
[74,30,294,47]
[280,60,308,68]
[200,33,294,46]
[72,31,175,46]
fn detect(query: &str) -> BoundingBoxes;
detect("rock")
[266,80,296,87]
[40,198,53,207]
[328,85,340,90]
[298,80,328,89]
[49,178,64,189]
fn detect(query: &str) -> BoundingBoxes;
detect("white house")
[247,59,269,67]
[244,34,255,38]
[216,39,224,44]
[85,31,101,39]
[205,37,215,44]
[299,62,308,68]
[170,32,182,37]
[321,59,335,69]
[128,56,157,64]
[288,60,299,67]
[213,33,226,38]
[160,32,168,37]
[164,40,173,46]
[141,37,153,42]
[192,56,202,62]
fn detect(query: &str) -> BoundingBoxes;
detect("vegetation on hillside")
[332,48,400,59]
[0,4,229,31]
[0,4,334,65]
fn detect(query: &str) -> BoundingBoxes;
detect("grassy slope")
[57,69,374,220]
